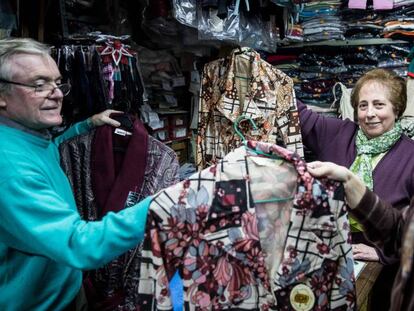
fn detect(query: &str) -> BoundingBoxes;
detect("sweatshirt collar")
[0,115,52,140]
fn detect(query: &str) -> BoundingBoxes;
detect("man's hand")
[352,243,379,261]
[89,109,123,127]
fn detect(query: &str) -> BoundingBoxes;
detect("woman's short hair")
[0,37,51,94]
[351,68,407,121]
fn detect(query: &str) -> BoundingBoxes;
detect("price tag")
[114,128,132,136]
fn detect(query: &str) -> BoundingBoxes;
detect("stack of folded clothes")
[298,0,345,42]
[267,43,409,119]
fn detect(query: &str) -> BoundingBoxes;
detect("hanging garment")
[334,82,354,121]
[403,78,414,117]
[401,78,414,138]
[137,141,356,310]
[196,48,303,169]
[55,45,146,123]
[59,120,180,310]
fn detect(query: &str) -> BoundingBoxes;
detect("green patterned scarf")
[349,121,402,232]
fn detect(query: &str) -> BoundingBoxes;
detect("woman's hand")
[89,109,123,127]
[352,243,379,261]
[307,161,366,209]
[307,161,350,182]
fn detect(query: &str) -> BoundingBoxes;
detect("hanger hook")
[233,115,258,143]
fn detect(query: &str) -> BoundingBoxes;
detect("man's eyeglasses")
[0,78,71,97]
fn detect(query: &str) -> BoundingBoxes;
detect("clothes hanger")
[233,115,280,159]
[233,115,293,204]
[233,46,252,55]
[109,112,134,139]
[233,115,256,142]
[99,39,133,66]
[112,113,134,131]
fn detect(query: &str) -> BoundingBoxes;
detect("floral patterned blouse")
[196,48,303,169]
[137,141,356,310]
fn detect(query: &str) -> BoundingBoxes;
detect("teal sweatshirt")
[0,120,151,311]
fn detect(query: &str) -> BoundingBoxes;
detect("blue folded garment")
[170,271,183,311]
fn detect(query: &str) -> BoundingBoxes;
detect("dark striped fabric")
[59,129,179,310]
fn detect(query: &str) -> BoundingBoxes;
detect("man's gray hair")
[0,37,51,94]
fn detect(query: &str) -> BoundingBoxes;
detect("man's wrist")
[86,117,95,128]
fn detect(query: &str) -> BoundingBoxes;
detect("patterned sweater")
[60,128,179,310]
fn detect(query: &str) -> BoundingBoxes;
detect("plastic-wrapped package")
[197,1,277,52]
[141,15,181,48]
[197,4,240,43]
[0,0,17,39]
[172,0,197,28]
[239,13,277,52]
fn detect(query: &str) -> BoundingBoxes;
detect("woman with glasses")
[298,69,414,310]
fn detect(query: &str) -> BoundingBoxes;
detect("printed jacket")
[196,48,303,169]
[138,141,356,310]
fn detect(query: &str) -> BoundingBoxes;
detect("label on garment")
[114,128,132,136]
[289,284,315,311]
[249,156,284,167]
[125,191,141,208]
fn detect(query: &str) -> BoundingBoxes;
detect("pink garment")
[348,0,367,9]
[373,0,393,9]
[102,64,114,102]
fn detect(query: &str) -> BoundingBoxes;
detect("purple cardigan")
[299,100,414,210]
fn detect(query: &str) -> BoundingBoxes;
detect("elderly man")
[0,37,151,310]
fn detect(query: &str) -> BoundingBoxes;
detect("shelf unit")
[278,38,410,48]
[164,136,191,145]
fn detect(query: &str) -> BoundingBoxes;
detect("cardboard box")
[170,140,188,164]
